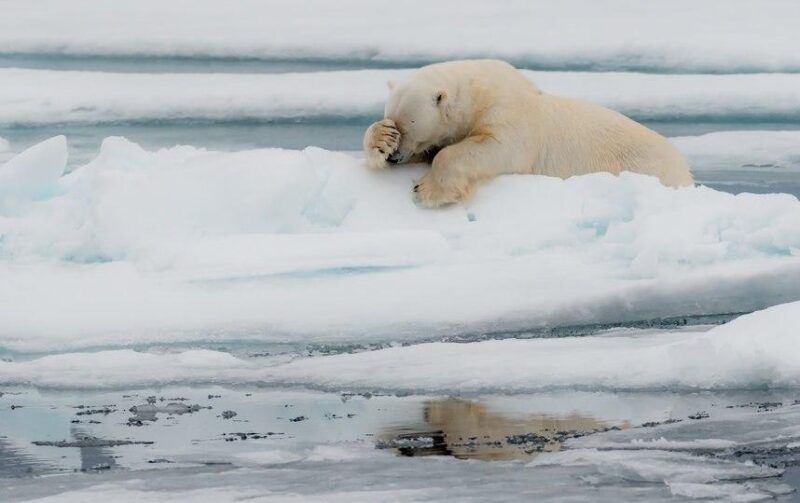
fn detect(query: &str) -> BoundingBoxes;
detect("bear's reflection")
[380,398,626,461]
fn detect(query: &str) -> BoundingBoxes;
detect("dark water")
[4,52,800,75]
[0,121,369,168]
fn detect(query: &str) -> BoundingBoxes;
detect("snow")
[0,137,799,353]
[2,68,800,125]
[1,1,799,73]
[263,301,800,392]
[4,301,800,391]
[673,131,800,171]
[0,349,253,388]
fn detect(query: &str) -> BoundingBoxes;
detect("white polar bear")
[363,60,693,208]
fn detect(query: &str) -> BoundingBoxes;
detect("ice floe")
[1,137,799,352]
[4,301,800,391]
[0,135,66,208]
[2,69,800,125]
[673,131,800,171]
[265,301,800,392]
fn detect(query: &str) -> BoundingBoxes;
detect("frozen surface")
[1,1,799,73]
[1,138,800,353]
[265,301,800,393]
[4,302,800,391]
[674,131,800,171]
[2,69,800,125]
[0,136,66,208]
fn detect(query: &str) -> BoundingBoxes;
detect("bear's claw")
[364,119,401,170]
[413,172,473,208]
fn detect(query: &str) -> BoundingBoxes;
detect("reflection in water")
[380,399,627,461]
[72,427,117,472]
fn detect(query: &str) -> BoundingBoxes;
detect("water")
[0,53,408,74]
[0,122,369,169]
[3,385,800,501]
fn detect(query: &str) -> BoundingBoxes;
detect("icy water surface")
[3,384,800,501]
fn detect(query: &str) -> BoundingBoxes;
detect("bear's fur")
[363,60,693,207]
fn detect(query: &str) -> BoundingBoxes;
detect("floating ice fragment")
[0,136,67,207]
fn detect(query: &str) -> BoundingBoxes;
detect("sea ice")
[263,301,800,392]
[1,0,798,73]
[4,301,800,391]
[0,137,799,353]
[0,136,66,208]
[1,69,799,125]
[673,131,800,171]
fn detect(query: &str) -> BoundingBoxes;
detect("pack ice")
[2,0,799,73]
[2,69,800,125]
[1,135,800,358]
[4,300,800,390]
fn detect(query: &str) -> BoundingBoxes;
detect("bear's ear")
[387,80,396,90]
[435,90,452,120]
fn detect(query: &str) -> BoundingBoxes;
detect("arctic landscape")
[3,1,800,501]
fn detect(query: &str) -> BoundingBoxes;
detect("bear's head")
[383,80,452,164]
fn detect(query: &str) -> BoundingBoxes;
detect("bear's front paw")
[364,119,401,170]
[413,172,471,208]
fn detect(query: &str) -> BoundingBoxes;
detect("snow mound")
[2,0,799,73]
[1,137,800,352]
[2,69,800,125]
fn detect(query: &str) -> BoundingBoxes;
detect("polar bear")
[363,60,693,208]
